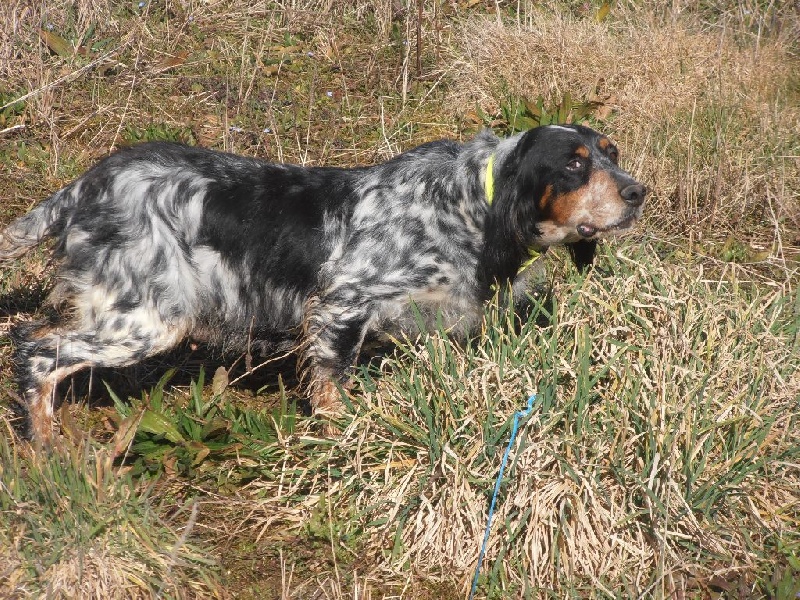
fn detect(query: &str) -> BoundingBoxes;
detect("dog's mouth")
[577,214,638,239]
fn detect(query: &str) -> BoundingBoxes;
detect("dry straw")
[0,0,798,597]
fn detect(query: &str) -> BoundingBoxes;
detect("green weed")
[0,90,25,126]
[122,123,196,145]
[110,369,297,483]
[0,433,221,597]
[476,93,605,135]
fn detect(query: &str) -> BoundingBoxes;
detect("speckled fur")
[0,124,646,446]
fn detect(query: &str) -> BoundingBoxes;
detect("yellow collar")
[485,153,495,205]
[518,246,541,275]
[484,152,541,276]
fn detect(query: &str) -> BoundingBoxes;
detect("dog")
[0,124,646,447]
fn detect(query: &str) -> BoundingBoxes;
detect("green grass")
[306,246,800,596]
[0,0,798,597]
[108,368,298,483]
[0,433,222,598]
[21,245,789,597]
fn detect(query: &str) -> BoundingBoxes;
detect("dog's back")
[1,143,358,445]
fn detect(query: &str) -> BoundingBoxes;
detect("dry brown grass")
[159,263,794,597]
[213,248,799,596]
[0,0,798,597]
[448,3,800,251]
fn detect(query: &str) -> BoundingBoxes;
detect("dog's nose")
[620,183,647,207]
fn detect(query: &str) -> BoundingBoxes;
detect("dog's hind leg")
[12,311,187,448]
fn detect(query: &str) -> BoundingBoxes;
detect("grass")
[1,0,799,597]
[0,432,220,598]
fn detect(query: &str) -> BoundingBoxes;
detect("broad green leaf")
[138,410,185,444]
[39,29,72,57]
[596,3,611,22]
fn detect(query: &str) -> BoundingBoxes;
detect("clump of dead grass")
[447,3,800,249]
[449,3,796,133]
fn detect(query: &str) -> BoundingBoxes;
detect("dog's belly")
[369,286,484,342]
[189,245,310,345]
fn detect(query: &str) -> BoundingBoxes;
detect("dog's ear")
[567,240,596,272]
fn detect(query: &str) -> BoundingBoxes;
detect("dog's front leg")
[300,292,375,419]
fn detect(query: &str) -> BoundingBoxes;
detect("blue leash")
[469,393,538,600]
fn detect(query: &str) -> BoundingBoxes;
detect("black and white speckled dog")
[0,124,646,446]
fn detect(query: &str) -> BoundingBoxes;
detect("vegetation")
[0,0,798,597]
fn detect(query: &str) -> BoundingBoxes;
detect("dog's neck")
[483,148,541,279]
[455,130,538,293]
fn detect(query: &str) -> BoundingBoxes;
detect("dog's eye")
[608,148,619,163]
[566,158,584,171]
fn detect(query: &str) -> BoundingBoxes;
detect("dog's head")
[488,124,646,273]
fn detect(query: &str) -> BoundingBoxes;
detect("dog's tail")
[0,186,75,263]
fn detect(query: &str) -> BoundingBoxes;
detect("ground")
[0,1,799,598]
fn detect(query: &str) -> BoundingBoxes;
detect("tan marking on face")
[536,170,640,246]
[546,184,579,225]
[598,137,611,151]
[575,145,590,158]
[537,184,554,211]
